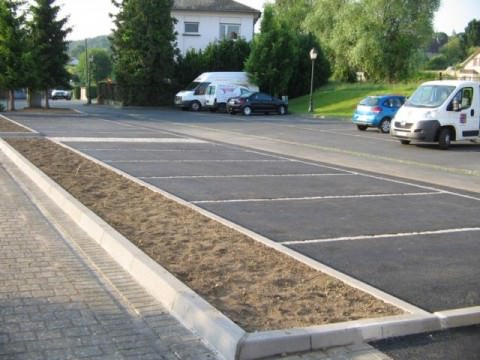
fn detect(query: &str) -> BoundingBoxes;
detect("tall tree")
[245,5,295,96]
[111,0,177,105]
[272,0,313,33]
[464,19,480,49]
[306,0,440,82]
[0,0,27,111]
[28,0,71,108]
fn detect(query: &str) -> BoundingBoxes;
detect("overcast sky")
[58,0,480,41]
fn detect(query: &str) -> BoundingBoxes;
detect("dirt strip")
[4,135,402,332]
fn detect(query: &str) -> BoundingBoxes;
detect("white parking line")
[282,227,480,245]
[139,173,354,180]
[104,159,290,163]
[76,148,228,152]
[50,137,207,143]
[192,191,442,204]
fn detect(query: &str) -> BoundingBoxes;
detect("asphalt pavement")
[2,102,480,359]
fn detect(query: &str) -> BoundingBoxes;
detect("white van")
[174,72,256,111]
[390,80,480,149]
[204,83,258,112]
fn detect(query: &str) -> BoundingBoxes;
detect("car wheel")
[190,101,201,112]
[278,105,286,115]
[356,125,368,131]
[379,118,391,133]
[243,106,252,116]
[438,128,452,150]
[400,140,411,145]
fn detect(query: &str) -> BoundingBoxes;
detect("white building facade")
[172,0,261,55]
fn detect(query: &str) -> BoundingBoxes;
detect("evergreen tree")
[111,0,177,105]
[28,0,71,108]
[0,0,27,111]
[245,5,295,96]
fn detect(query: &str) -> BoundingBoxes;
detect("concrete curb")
[0,114,38,133]
[2,136,480,359]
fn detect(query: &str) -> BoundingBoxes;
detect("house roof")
[173,0,261,19]
[460,47,480,68]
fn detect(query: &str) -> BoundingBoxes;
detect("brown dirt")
[3,134,403,332]
[0,117,30,132]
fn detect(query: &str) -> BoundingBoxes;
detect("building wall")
[173,10,255,55]
[458,52,480,81]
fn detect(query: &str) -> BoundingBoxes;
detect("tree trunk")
[28,88,42,108]
[7,89,15,111]
[44,89,50,109]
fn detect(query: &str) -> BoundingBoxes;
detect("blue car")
[352,95,406,133]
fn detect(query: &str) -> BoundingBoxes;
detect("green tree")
[306,0,440,82]
[75,48,113,85]
[305,0,357,81]
[28,0,71,108]
[203,38,250,72]
[464,19,480,48]
[272,0,313,33]
[245,5,295,95]
[287,33,330,98]
[440,35,466,65]
[0,0,27,111]
[111,0,177,105]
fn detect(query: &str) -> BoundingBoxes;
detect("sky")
[57,0,480,41]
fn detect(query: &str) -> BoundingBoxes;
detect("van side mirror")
[453,99,461,112]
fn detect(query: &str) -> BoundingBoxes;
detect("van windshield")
[185,82,200,91]
[405,85,455,108]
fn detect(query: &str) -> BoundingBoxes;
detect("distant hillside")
[68,35,111,60]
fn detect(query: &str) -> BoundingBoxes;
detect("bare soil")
[2,130,403,332]
[0,117,29,132]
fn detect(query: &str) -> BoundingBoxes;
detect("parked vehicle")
[51,89,72,100]
[352,95,406,133]
[390,80,480,149]
[174,72,256,111]
[205,83,258,112]
[226,91,288,116]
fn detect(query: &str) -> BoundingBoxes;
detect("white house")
[457,49,480,81]
[173,0,261,55]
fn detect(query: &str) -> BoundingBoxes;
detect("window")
[184,22,199,34]
[448,87,473,111]
[220,23,240,40]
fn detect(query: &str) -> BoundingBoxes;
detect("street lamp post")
[308,48,318,113]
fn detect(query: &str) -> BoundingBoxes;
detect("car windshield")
[240,91,255,98]
[359,97,380,106]
[185,81,200,91]
[405,85,456,108]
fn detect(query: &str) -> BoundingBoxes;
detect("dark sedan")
[226,91,288,116]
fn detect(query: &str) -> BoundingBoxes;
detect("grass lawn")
[288,82,420,118]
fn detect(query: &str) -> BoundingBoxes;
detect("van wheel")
[379,118,391,133]
[278,105,286,115]
[400,140,411,145]
[243,106,252,116]
[190,101,201,112]
[438,128,452,150]
[356,125,368,131]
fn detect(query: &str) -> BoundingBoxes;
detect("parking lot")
[5,106,480,358]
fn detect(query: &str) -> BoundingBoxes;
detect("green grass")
[288,82,420,118]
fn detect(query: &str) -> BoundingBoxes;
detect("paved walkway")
[0,144,392,360]
[0,152,217,360]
